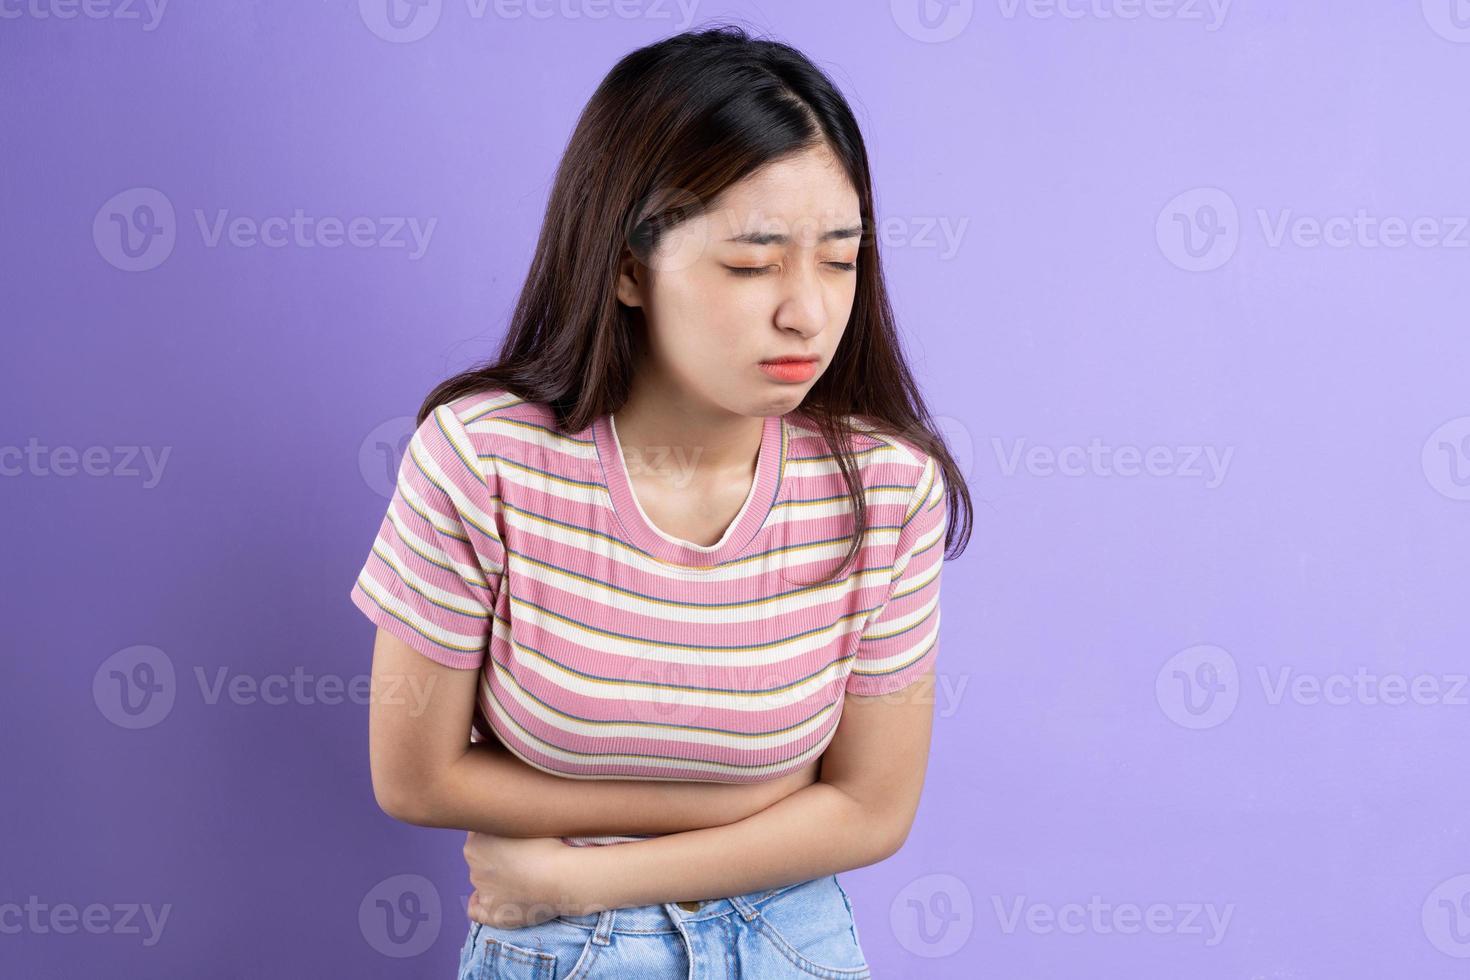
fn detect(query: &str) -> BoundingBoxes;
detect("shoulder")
[435,388,596,486]
[434,388,561,449]
[436,387,536,432]
[787,409,936,491]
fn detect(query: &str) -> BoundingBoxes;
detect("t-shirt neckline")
[593,410,786,568]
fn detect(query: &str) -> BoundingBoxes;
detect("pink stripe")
[349,390,948,844]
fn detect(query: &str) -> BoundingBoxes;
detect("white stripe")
[483,690,842,780]
[482,659,843,746]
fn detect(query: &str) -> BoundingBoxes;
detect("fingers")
[467,889,526,930]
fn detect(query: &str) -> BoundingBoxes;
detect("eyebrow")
[723,226,864,246]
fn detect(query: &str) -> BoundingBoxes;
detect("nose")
[772,264,828,339]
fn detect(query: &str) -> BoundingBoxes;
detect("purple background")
[5,1,1470,977]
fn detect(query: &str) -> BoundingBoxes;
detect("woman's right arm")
[367,627,817,837]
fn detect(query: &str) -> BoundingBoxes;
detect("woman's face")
[615,143,863,420]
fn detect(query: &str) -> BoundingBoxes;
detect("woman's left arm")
[467,671,938,923]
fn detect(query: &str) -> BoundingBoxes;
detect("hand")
[463,831,586,928]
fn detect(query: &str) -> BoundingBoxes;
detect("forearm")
[401,741,758,838]
[568,780,902,911]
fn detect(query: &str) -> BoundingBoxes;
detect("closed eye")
[725,262,857,277]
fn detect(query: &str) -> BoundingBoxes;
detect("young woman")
[349,24,971,979]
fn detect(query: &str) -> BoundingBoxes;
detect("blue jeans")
[456,873,871,978]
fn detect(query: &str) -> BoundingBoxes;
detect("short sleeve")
[847,455,946,696]
[348,405,505,670]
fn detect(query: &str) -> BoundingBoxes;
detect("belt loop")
[727,893,760,922]
[591,908,615,945]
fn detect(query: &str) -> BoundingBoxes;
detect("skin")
[367,143,939,929]
[606,141,862,544]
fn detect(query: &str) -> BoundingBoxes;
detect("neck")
[611,383,766,480]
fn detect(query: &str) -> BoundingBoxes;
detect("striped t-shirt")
[349,388,946,846]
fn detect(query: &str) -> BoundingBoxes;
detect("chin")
[755,387,809,415]
[707,377,807,419]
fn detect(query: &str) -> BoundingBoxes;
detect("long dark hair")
[419,23,971,582]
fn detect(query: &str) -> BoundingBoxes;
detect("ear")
[615,250,645,309]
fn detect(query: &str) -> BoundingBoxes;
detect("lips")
[758,358,819,383]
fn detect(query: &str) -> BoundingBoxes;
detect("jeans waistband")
[550,875,825,938]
